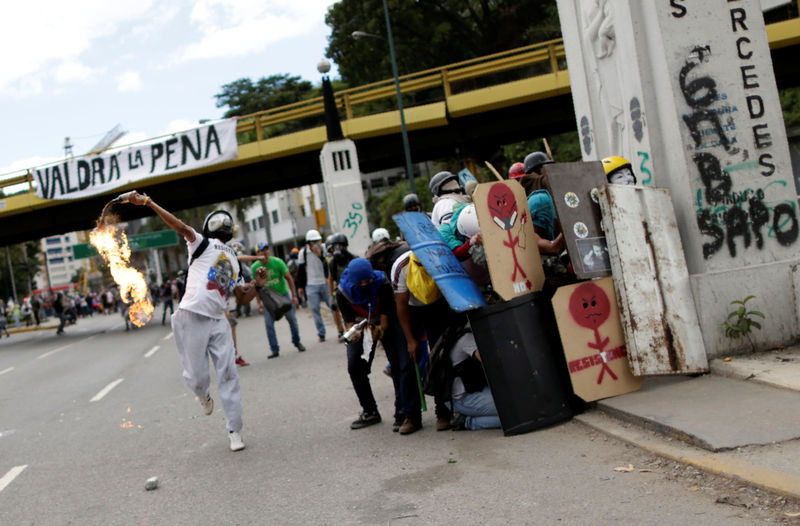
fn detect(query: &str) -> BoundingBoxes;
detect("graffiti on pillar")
[581,0,626,156]
[630,97,644,142]
[677,6,798,260]
[342,202,364,239]
[580,115,593,155]
[637,151,653,185]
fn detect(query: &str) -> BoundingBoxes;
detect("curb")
[575,411,800,500]
[7,324,60,335]
[709,352,800,395]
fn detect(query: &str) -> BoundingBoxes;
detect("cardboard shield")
[546,161,611,279]
[473,180,544,300]
[551,277,643,402]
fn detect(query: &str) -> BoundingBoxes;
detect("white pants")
[172,309,243,432]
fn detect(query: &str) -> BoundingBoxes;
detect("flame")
[89,223,153,327]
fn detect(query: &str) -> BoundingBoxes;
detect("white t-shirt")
[299,245,326,286]
[179,229,245,319]
[391,251,421,307]
[450,332,478,400]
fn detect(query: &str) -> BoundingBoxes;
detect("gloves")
[371,325,384,341]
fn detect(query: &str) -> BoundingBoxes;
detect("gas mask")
[609,167,636,186]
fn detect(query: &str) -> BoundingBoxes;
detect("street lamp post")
[352,0,415,193]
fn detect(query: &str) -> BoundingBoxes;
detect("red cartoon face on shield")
[568,281,618,384]
[568,282,611,330]
[485,181,529,288]
[487,183,518,231]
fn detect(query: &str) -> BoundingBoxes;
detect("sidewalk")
[575,344,800,500]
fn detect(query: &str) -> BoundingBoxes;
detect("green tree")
[215,75,315,118]
[367,178,434,239]
[780,87,800,128]
[0,241,43,300]
[325,0,561,87]
[503,131,583,169]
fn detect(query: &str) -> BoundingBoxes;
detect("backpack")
[422,324,472,401]
[406,252,440,304]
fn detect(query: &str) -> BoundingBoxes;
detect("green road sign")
[72,230,180,259]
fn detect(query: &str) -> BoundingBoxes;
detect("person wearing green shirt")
[250,242,305,358]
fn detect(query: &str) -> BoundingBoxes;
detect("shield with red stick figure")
[552,277,642,402]
[473,180,543,299]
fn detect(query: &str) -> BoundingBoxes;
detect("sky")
[0,0,339,177]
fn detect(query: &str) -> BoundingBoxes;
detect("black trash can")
[467,291,573,436]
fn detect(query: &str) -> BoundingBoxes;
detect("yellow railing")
[235,38,567,143]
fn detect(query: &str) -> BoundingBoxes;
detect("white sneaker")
[229,431,245,451]
[200,393,214,416]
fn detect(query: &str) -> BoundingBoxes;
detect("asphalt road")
[0,306,788,525]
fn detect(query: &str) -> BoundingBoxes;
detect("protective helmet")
[329,233,348,247]
[456,204,480,238]
[403,193,421,211]
[305,229,322,242]
[601,156,637,184]
[371,227,390,243]
[202,210,234,242]
[523,151,554,175]
[601,156,631,175]
[291,247,299,254]
[428,171,461,197]
[508,162,526,179]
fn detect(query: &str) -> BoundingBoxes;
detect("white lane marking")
[90,378,124,402]
[144,345,160,358]
[0,465,27,494]
[36,344,73,360]
[161,332,173,341]
[0,367,13,376]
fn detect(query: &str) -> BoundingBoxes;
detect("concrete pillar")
[557,0,799,356]
[319,139,371,256]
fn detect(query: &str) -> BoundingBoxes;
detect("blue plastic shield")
[393,212,487,312]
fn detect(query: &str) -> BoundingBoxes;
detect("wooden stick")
[543,138,554,160]
[484,160,504,181]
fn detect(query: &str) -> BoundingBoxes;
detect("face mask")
[609,167,636,185]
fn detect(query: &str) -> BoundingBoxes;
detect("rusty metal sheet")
[546,161,611,279]
[598,185,708,376]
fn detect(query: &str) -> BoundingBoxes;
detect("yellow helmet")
[601,156,631,175]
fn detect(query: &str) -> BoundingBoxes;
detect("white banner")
[34,119,239,200]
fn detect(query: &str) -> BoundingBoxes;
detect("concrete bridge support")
[558,0,800,357]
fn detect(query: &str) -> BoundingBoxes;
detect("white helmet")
[456,204,480,238]
[371,227,390,243]
[305,229,322,242]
